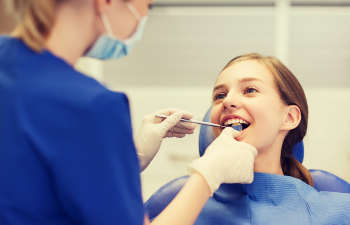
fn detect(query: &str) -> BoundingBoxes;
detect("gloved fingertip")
[222,126,240,137]
[161,112,183,130]
[181,111,194,120]
[173,111,185,120]
[187,123,197,130]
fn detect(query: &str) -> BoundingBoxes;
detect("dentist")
[0,1,258,225]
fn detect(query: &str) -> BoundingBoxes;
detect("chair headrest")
[198,108,304,163]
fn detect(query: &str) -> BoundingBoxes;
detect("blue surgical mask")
[85,3,148,60]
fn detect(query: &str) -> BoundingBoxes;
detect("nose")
[222,90,240,110]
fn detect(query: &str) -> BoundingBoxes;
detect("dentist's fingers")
[165,131,186,138]
[154,109,193,123]
[221,126,241,139]
[158,112,191,137]
[155,108,193,119]
[220,127,257,157]
[160,111,183,127]
[164,127,194,138]
[169,126,195,134]
[142,109,177,124]
[175,121,197,130]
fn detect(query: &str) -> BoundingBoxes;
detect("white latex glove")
[135,109,196,171]
[189,127,257,195]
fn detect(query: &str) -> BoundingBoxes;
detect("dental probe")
[155,114,242,131]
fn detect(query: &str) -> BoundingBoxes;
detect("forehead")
[216,60,275,86]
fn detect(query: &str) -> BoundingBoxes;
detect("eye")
[243,87,258,95]
[213,92,227,101]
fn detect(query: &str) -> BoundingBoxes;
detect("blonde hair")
[5,0,59,52]
[222,53,314,186]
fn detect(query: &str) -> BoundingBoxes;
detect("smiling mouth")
[223,119,250,130]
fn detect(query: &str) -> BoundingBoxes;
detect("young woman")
[210,53,312,183]
[147,53,350,225]
[0,1,259,225]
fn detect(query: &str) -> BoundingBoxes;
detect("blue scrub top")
[0,36,144,225]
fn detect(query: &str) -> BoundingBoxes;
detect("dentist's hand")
[189,127,257,195]
[135,109,196,171]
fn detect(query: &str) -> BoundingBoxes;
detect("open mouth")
[223,118,250,130]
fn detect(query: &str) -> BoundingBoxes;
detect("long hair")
[222,53,313,186]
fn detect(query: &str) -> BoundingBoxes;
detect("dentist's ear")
[94,0,112,14]
[281,105,301,131]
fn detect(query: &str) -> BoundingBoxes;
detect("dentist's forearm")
[146,172,210,225]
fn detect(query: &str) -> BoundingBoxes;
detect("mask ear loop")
[101,14,114,37]
[101,4,141,38]
[127,3,142,21]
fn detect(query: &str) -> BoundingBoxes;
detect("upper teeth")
[224,118,249,126]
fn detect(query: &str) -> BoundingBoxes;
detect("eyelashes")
[243,87,258,94]
[213,92,227,101]
[213,87,259,101]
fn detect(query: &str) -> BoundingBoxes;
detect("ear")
[281,105,301,131]
[94,0,112,15]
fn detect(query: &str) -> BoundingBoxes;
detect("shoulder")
[293,180,350,223]
[292,176,350,203]
[0,35,19,53]
[301,186,350,207]
[19,80,130,125]
[15,65,131,136]
[13,48,130,115]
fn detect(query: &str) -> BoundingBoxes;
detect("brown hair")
[222,53,313,186]
[5,0,60,52]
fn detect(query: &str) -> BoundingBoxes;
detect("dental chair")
[144,109,350,221]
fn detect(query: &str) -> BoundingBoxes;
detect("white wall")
[103,6,350,88]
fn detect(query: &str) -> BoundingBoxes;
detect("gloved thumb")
[158,112,184,136]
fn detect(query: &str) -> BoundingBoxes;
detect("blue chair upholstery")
[145,176,188,220]
[145,108,350,220]
[310,169,350,193]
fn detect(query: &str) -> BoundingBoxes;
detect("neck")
[254,134,285,175]
[45,4,101,65]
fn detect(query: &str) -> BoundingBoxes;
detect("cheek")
[249,96,284,122]
[210,106,221,138]
[253,104,283,131]
[249,104,286,148]
[210,107,220,123]
[243,100,285,145]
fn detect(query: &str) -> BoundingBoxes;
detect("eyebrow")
[238,77,263,83]
[213,84,226,92]
[213,77,263,92]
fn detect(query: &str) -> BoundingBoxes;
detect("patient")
[210,53,311,183]
[146,53,350,225]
